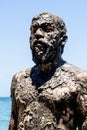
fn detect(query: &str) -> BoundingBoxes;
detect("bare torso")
[12,63,81,130]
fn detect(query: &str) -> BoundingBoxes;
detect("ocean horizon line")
[0,96,10,97]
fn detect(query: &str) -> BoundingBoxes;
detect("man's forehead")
[32,14,54,25]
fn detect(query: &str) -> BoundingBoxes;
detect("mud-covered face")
[30,14,61,65]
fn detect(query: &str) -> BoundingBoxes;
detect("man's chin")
[34,54,55,65]
[35,60,47,66]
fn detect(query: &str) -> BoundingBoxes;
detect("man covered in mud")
[8,12,87,130]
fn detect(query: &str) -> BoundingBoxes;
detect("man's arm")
[8,76,18,130]
[77,72,87,130]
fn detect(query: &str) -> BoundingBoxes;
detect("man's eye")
[31,27,37,33]
[46,26,54,32]
[41,24,54,32]
[31,25,38,33]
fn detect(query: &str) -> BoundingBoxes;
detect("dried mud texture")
[9,63,87,130]
[8,12,87,130]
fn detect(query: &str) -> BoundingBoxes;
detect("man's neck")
[39,58,65,73]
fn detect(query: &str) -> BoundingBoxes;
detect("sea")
[0,97,11,130]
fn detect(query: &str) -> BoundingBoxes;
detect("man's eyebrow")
[40,22,54,27]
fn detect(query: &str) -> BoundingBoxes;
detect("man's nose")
[35,28,44,38]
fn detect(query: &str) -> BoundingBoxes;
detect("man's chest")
[15,69,78,108]
[15,70,79,130]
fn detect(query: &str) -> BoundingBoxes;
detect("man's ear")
[61,35,68,46]
[59,34,68,54]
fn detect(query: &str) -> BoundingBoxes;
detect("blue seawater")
[0,97,11,130]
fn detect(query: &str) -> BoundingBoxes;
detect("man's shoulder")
[62,63,87,82]
[10,68,34,99]
[13,68,32,80]
[61,63,86,74]
[11,68,32,89]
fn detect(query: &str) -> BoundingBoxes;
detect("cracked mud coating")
[8,12,87,130]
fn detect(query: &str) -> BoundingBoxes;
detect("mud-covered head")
[30,12,68,67]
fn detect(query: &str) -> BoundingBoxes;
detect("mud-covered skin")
[8,63,87,130]
[8,12,87,130]
[30,12,67,65]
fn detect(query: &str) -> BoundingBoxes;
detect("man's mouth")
[32,38,57,65]
[33,40,47,55]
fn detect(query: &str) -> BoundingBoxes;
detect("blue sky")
[0,0,87,97]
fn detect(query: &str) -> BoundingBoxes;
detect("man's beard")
[31,40,58,66]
